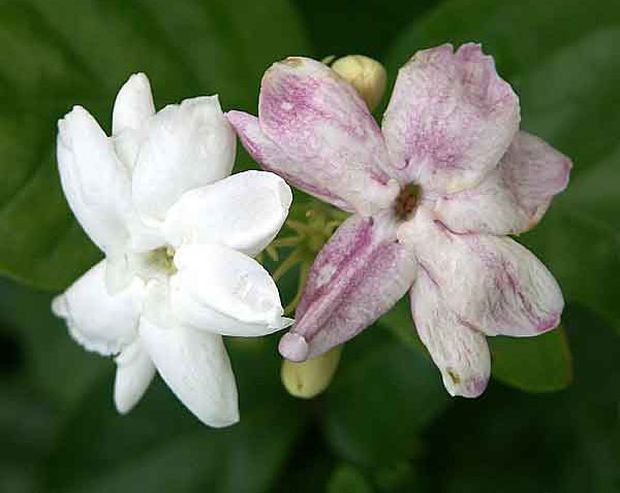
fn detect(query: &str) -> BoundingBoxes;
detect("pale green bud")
[331,55,387,111]
[281,346,342,399]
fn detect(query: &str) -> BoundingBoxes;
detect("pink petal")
[398,209,563,337]
[234,57,400,216]
[279,213,417,361]
[227,111,352,211]
[410,269,490,398]
[433,131,572,234]
[382,43,520,194]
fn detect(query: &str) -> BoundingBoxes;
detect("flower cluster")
[54,43,572,426]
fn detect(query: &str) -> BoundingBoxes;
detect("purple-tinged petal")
[410,269,490,398]
[254,57,399,216]
[399,209,563,337]
[279,213,417,361]
[227,111,353,211]
[434,131,572,235]
[382,43,520,193]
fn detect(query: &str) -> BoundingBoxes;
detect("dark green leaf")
[0,0,309,290]
[323,326,450,467]
[489,327,572,392]
[44,337,307,493]
[417,305,620,493]
[327,464,374,493]
[0,277,108,407]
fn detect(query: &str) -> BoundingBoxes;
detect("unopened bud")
[331,55,387,111]
[281,347,342,399]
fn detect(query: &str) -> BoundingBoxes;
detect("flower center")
[394,183,420,221]
[146,246,177,276]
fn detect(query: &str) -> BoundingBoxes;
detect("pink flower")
[228,44,572,397]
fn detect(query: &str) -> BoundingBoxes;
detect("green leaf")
[386,0,620,332]
[0,379,56,493]
[0,277,108,408]
[44,337,307,493]
[413,306,620,493]
[0,0,309,290]
[489,327,573,393]
[323,325,450,467]
[327,464,374,493]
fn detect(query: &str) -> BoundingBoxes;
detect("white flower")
[52,73,293,427]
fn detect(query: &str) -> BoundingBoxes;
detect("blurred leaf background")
[0,0,618,491]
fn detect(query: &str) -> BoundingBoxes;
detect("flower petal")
[57,106,134,253]
[164,170,292,257]
[279,213,417,361]
[112,73,155,135]
[132,96,235,222]
[227,111,353,211]
[139,317,239,427]
[51,260,145,356]
[382,43,520,193]
[169,243,288,336]
[434,131,571,235]
[410,269,490,398]
[113,338,156,414]
[398,209,564,337]
[233,57,400,216]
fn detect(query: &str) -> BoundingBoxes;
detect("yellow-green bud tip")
[281,346,342,399]
[331,55,387,112]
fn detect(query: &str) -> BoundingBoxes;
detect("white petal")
[399,209,564,337]
[139,317,239,427]
[112,73,155,135]
[410,270,490,398]
[131,96,236,222]
[113,337,156,413]
[164,170,292,256]
[113,128,146,172]
[57,106,134,253]
[52,260,145,356]
[169,243,287,336]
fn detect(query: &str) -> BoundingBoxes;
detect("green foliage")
[43,340,307,493]
[323,326,450,467]
[489,328,572,392]
[327,465,373,493]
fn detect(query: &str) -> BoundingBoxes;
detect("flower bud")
[281,346,342,399]
[331,55,387,111]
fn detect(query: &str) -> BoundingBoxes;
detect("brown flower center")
[394,183,420,220]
